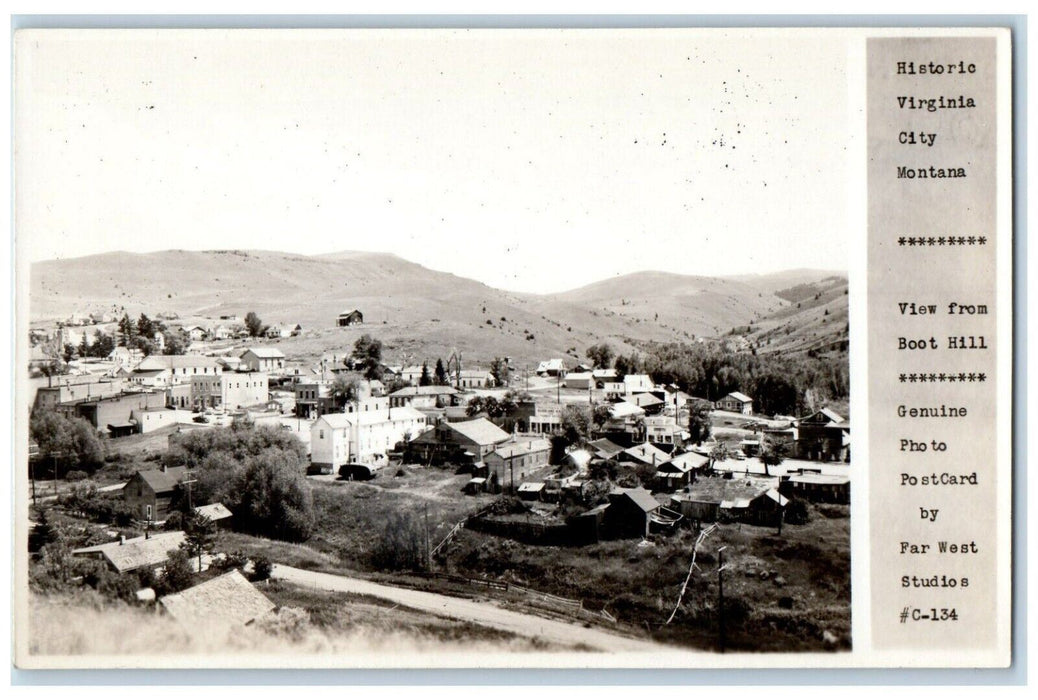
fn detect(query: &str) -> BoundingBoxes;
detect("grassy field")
[436,502,851,652]
[219,466,495,571]
[26,585,560,658]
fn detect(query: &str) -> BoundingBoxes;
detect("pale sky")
[16,29,849,293]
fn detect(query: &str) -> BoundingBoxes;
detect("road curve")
[271,564,662,653]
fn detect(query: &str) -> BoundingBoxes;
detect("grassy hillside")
[30,250,846,367]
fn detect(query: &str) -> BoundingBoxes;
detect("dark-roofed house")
[406,418,511,467]
[123,466,189,522]
[669,474,779,524]
[794,408,850,462]
[618,442,671,468]
[603,488,680,539]
[485,438,552,491]
[781,473,850,504]
[159,570,276,630]
[73,530,186,574]
[588,437,625,461]
[716,391,754,415]
[655,451,711,491]
[388,385,458,409]
[337,309,364,327]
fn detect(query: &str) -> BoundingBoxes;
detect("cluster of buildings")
[30,346,289,437]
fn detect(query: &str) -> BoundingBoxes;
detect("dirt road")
[271,564,662,653]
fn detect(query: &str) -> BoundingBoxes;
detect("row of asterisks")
[898,236,987,246]
[899,372,986,383]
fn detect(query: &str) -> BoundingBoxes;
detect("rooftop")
[449,418,511,446]
[131,466,189,494]
[73,530,186,573]
[241,347,286,359]
[159,570,276,629]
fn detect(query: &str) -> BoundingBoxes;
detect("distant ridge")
[30,249,846,365]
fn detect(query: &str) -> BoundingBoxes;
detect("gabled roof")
[800,408,846,425]
[339,309,363,317]
[73,531,186,573]
[388,385,457,397]
[608,401,645,419]
[621,443,670,466]
[612,487,660,513]
[159,570,275,629]
[675,475,778,507]
[724,391,753,403]
[193,502,233,521]
[564,371,594,381]
[459,369,491,378]
[536,359,566,372]
[588,438,625,459]
[241,347,285,359]
[630,393,664,408]
[130,466,189,494]
[661,451,710,472]
[138,355,220,371]
[449,418,511,446]
[490,438,552,459]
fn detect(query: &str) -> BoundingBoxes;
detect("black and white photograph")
[15,26,868,666]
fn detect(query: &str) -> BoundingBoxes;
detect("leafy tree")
[353,334,383,380]
[586,343,615,369]
[466,395,502,418]
[181,512,216,571]
[558,404,593,446]
[489,357,510,387]
[613,352,642,380]
[30,408,104,476]
[753,372,800,417]
[137,313,156,339]
[758,436,790,477]
[371,511,426,571]
[433,358,449,385]
[29,509,60,553]
[419,362,432,387]
[330,374,361,406]
[687,399,713,445]
[163,329,187,355]
[233,448,314,541]
[244,311,266,338]
[117,313,137,346]
[62,343,76,363]
[89,331,116,358]
[158,547,195,594]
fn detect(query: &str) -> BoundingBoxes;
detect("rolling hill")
[29,250,846,366]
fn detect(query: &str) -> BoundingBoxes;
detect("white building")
[716,391,754,415]
[239,347,286,374]
[310,397,429,472]
[132,355,222,388]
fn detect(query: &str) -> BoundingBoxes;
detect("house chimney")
[119,535,126,545]
[162,464,168,473]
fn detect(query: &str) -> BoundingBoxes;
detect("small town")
[26,297,850,655]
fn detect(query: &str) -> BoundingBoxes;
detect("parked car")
[338,462,382,481]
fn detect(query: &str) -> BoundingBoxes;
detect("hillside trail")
[271,564,665,653]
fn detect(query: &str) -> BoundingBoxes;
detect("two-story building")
[239,347,286,374]
[309,398,429,473]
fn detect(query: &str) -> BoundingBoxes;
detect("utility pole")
[718,546,728,653]
[424,503,431,571]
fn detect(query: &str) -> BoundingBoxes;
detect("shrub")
[371,511,426,571]
[65,470,89,482]
[252,556,273,582]
[784,498,810,525]
[157,548,194,595]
